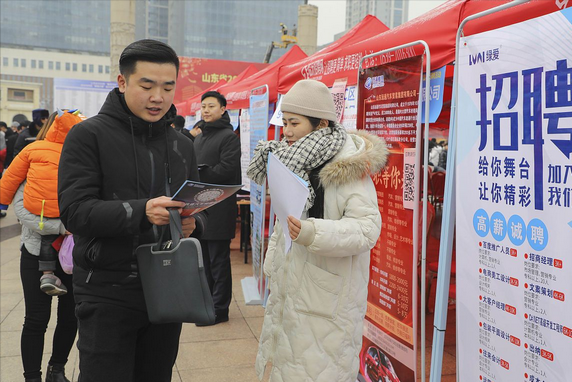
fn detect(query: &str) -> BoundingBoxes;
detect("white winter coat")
[256,131,388,382]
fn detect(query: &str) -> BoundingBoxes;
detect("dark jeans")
[200,239,232,317]
[76,301,182,382]
[20,246,77,379]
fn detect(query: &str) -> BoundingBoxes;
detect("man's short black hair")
[119,39,180,79]
[201,91,227,107]
[0,121,7,129]
[173,115,186,129]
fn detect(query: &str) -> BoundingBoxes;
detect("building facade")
[0,47,110,121]
[0,0,110,55]
[135,0,303,63]
[346,0,409,30]
[0,0,111,121]
[0,0,303,121]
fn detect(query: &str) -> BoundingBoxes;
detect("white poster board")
[239,109,251,192]
[456,9,572,382]
[341,85,357,130]
[53,78,116,118]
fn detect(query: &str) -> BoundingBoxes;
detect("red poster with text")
[174,57,267,104]
[357,56,423,382]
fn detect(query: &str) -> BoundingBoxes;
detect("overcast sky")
[308,0,447,45]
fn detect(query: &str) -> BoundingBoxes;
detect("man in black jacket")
[4,121,22,169]
[14,109,47,156]
[171,114,195,141]
[58,39,206,382]
[194,91,241,325]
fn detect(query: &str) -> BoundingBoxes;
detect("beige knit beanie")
[281,79,337,122]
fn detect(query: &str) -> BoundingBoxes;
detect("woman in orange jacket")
[0,109,82,382]
[1,109,82,295]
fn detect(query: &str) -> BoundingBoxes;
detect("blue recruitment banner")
[249,91,269,298]
[420,65,446,123]
[456,9,572,382]
[53,78,116,117]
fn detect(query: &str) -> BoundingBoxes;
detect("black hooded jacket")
[193,111,241,240]
[58,88,206,311]
[13,123,39,156]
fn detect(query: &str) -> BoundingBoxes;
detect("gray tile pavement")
[1,211,267,381]
[1,210,456,381]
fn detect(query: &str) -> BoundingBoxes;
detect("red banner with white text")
[357,56,423,382]
[174,57,267,104]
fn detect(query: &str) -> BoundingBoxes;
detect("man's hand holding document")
[267,153,309,253]
[172,181,242,216]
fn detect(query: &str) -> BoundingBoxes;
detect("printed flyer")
[171,181,242,217]
[456,9,572,382]
[357,55,423,382]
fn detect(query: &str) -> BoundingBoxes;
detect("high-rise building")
[1,0,302,63]
[1,0,303,119]
[0,0,111,54]
[346,0,408,30]
[136,0,303,63]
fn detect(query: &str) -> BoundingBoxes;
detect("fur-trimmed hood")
[319,128,389,188]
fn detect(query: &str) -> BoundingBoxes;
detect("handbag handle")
[153,209,184,251]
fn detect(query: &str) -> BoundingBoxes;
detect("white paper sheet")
[267,153,309,253]
[269,95,284,126]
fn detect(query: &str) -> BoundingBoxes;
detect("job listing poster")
[456,8,572,382]
[357,55,424,382]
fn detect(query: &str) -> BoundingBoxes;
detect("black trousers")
[200,239,232,316]
[76,301,182,382]
[20,246,77,379]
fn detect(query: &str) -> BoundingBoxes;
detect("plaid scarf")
[247,124,347,211]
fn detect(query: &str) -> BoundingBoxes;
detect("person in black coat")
[193,91,241,325]
[5,121,23,169]
[14,109,48,156]
[58,39,207,382]
[171,114,196,141]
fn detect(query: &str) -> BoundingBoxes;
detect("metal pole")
[359,40,431,382]
[428,1,529,381]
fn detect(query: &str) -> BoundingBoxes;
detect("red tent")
[174,100,189,116]
[215,64,262,94]
[187,64,260,115]
[278,0,569,94]
[277,14,389,93]
[219,45,308,110]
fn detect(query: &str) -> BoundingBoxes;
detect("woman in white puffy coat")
[247,80,388,382]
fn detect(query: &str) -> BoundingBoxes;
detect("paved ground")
[1,209,456,381]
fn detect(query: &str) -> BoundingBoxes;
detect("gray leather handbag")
[136,210,215,325]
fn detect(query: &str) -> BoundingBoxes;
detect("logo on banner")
[301,59,324,79]
[469,48,500,65]
[556,0,569,9]
[364,75,385,90]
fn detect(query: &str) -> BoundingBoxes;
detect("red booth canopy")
[219,45,308,110]
[277,14,389,93]
[174,100,189,117]
[278,0,569,94]
[356,0,570,71]
[188,64,260,115]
